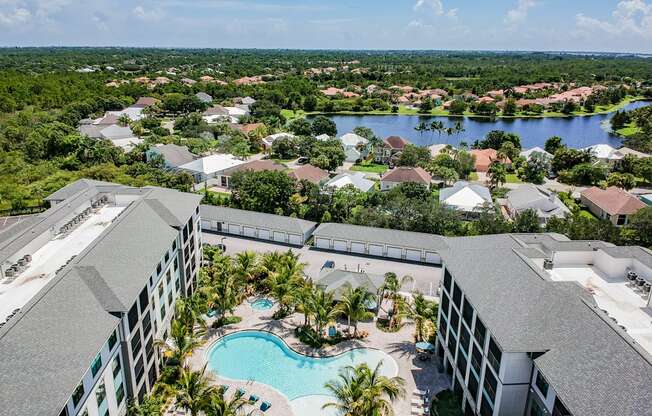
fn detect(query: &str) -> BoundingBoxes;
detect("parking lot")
[202,232,442,297]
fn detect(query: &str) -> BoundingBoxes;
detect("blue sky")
[0,0,651,52]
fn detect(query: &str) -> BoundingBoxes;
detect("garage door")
[350,242,366,254]
[259,229,271,240]
[288,234,302,246]
[369,244,383,257]
[228,224,241,235]
[273,231,286,243]
[387,246,403,259]
[425,252,441,264]
[405,249,422,262]
[315,237,330,249]
[333,240,348,252]
[243,226,256,238]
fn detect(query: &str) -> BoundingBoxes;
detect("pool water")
[206,331,398,401]
[251,298,274,311]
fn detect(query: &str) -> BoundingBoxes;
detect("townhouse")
[0,180,202,416]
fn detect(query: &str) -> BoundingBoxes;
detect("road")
[202,232,442,297]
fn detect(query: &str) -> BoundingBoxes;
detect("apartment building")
[434,234,652,416]
[0,179,202,416]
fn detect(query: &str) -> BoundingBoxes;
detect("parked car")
[297,157,310,165]
[322,260,335,270]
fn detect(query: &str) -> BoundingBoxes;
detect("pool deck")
[188,301,450,416]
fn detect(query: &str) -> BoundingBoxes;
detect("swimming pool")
[250,298,274,311]
[206,330,398,402]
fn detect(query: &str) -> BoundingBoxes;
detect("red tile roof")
[381,167,431,184]
[288,165,330,184]
[469,149,512,172]
[133,97,160,107]
[384,136,410,150]
[581,187,646,216]
[229,123,264,134]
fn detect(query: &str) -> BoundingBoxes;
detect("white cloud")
[575,0,652,38]
[132,5,164,21]
[413,0,457,20]
[0,7,31,26]
[505,0,537,25]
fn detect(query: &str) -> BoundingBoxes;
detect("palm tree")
[414,121,428,140]
[406,293,438,342]
[266,265,302,315]
[175,296,207,333]
[296,280,316,327]
[155,320,203,367]
[379,273,413,330]
[323,362,406,416]
[311,288,338,336]
[175,365,217,416]
[337,284,375,337]
[127,395,164,416]
[233,251,260,283]
[204,390,248,416]
[488,160,507,190]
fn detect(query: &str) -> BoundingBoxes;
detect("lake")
[311,101,651,149]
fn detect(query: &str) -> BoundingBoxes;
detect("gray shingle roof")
[149,144,196,168]
[440,234,652,416]
[314,223,448,251]
[200,205,317,235]
[506,185,570,219]
[316,269,384,301]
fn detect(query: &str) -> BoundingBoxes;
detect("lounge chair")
[219,385,229,393]
[260,401,272,412]
[236,388,246,398]
[249,394,260,403]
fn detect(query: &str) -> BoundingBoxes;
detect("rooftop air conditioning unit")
[543,259,553,270]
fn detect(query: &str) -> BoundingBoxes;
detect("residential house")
[146,144,196,169]
[180,78,196,85]
[339,133,370,163]
[616,146,650,159]
[440,181,493,217]
[229,123,264,135]
[223,106,248,123]
[375,136,410,165]
[315,134,331,141]
[132,97,160,108]
[429,144,456,158]
[582,144,623,164]
[78,120,142,152]
[324,172,375,192]
[316,268,383,302]
[195,92,213,104]
[580,186,646,225]
[288,165,330,185]
[469,149,512,172]
[262,133,295,150]
[219,160,285,188]
[202,106,229,124]
[177,154,246,184]
[380,167,431,191]
[520,147,553,161]
[504,185,570,224]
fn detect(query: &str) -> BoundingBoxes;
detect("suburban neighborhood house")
[324,172,375,192]
[339,132,370,162]
[580,186,647,226]
[177,153,246,184]
[375,136,410,164]
[520,147,552,161]
[219,160,285,189]
[145,143,196,169]
[440,181,492,217]
[288,164,330,185]
[504,185,570,224]
[380,166,432,191]
[469,149,512,172]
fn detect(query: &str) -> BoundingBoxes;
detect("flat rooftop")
[549,266,652,354]
[0,206,125,323]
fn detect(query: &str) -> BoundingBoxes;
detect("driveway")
[202,232,442,297]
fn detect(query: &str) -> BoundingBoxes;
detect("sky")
[0,0,651,52]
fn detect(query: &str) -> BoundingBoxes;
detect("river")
[311,101,651,149]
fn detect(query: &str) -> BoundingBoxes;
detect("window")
[175,277,181,293]
[80,410,88,416]
[464,401,475,416]
[474,318,486,348]
[468,372,479,404]
[529,398,546,416]
[480,394,493,416]
[115,383,125,405]
[450,308,460,334]
[156,263,162,275]
[453,376,464,405]
[460,326,471,355]
[160,303,166,319]
[441,292,450,320]
[452,283,462,309]
[72,382,85,407]
[173,240,177,251]
[135,356,145,383]
[183,226,188,242]
[470,344,483,377]
[95,381,106,407]
[439,316,448,339]
[443,269,452,293]
[145,336,154,362]
[617,215,627,226]
[535,371,549,398]
[138,384,146,402]
[188,218,194,233]
[173,257,178,271]
[158,282,164,298]
[131,329,142,357]
[462,298,474,328]
[128,302,139,331]
[483,368,497,402]
[142,311,152,337]
[108,330,118,350]
[487,337,502,372]
[59,407,69,416]
[447,332,457,357]
[148,364,157,388]
[112,357,122,378]
[166,270,171,285]
[90,354,102,377]
[167,291,173,306]
[165,252,170,263]
[139,287,149,312]
[552,397,571,416]
[456,351,467,379]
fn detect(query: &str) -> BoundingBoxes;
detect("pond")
[311,101,651,149]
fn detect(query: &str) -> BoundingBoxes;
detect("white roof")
[325,172,374,192]
[429,144,456,157]
[582,144,622,160]
[440,181,492,212]
[225,107,247,117]
[315,134,331,141]
[110,137,144,151]
[99,125,135,140]
[520,147,552,159]
[178,153,246,175]
[339,133,368,147]
[108,106,144,121]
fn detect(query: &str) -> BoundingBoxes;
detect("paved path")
[188,301,451,416]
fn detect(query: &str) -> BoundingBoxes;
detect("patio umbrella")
[415,341,435,352]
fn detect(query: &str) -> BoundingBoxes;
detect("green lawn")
[350,163,388,174]
[578,209,597,220]
[505,174,523,184]
[616,123,642,137]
